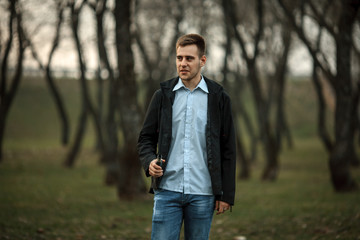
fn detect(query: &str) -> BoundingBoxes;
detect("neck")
[182,75,201,91]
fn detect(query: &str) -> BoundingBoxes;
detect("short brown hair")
[176,34,206,57]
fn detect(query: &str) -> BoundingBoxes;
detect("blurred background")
[1,0,360,239]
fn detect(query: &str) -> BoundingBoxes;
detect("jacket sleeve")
[137,89,162,177]
[219,91,237,205]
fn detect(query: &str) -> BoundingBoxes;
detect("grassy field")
[1,77,360,239]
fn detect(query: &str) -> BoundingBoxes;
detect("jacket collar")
[160,76,223,95]
[203,76,223,95]
[172,76,209,93]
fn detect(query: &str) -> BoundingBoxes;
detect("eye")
[177,56,183,61]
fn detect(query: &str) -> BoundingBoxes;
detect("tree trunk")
[312,64,334,152]
[221,22,251,179]
[114,0,146,198]
[64,108,88,167]
[0,0,15,162]
[236,132,250,179]
[248,66,279,181]
[274,28,293,150]
[88,0,121,184]
[329,0,359,191]
[45,2,69,146]
[65,0,106,167]
[45,68,69,146]
[94,66,104,151]
[0,0,25,162]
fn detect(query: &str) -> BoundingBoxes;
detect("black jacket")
[137,76,236,205]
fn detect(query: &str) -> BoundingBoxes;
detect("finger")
[216,201,224,215]
[151,165,163,173]
[216,202,229,215]
[149,165,163,178]
[149,164,156,176]
[153,164,162,170]
[150,168,163,176]
[152,163,160,170]
[222,203,229,210]
[215,200,219,211]
[150,171,162,178]
[149,161,160,172]
[217,208,226,215]
[222,202,230,211]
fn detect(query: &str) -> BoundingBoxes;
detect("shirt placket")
[183,90,193,193]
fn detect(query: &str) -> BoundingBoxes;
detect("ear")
[200,55,207,67]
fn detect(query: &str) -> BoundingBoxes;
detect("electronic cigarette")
[156,154,162,168]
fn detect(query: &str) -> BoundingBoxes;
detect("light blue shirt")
[159,77,213,195]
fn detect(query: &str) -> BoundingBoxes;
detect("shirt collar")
[173,76,208,93]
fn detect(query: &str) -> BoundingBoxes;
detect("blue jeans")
[151,190,215,240]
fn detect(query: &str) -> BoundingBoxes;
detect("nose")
[180,59,187,67]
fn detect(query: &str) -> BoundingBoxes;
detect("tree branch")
[277,0,336,86]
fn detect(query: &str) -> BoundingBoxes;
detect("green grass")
[1,77,360,239]
[1,140,359,239]
[227,139,360,240]
[0,149,154,240]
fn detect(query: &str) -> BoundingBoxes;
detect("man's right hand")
[149,158,165,178]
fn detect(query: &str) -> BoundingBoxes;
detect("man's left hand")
[215,200,230,215]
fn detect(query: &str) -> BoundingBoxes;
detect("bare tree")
[84,0,148,198]
[65,0,106,167]
[46,0,146,199]
[27,0,70,147]
[86,0,120,182]
[221,3,254,179]
[222,0,294,180]
[133,0,184,107]
[277,0,359,191]
[0,0,28,161]
[113,0,147,197]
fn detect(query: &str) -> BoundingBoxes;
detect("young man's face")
[176,44,206,82]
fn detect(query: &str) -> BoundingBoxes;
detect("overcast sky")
[1,0,316,78]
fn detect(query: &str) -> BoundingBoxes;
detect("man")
[138,33,236,240]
